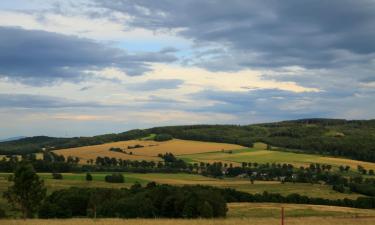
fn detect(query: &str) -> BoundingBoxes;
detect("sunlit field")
[52,139,244,163]
[180,146,375,171]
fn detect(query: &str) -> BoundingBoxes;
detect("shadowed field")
[2,217,375,225]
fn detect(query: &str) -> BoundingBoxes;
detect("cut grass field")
[180,144,375,171]
[53,139,244,163]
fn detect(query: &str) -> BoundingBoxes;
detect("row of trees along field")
[1,119,375,162]
[2,162,375,219]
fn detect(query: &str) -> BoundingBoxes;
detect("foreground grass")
[2,217,375,225]
[227,203,375,218]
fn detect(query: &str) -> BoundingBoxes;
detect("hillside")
[1,118,375,162]
[53,139,244,164]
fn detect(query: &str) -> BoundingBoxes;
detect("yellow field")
[53,139,244,163]
[227,202,375,218]
[2,217,375,225]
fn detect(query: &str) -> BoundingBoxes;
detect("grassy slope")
[179,142,375,171]
[52,139,244,164]
[180,148,375,170]
[0,172,363,199]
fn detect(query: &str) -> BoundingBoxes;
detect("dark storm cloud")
[95,0,375,70]
[0,26,177,85]
[190,89,333,118]
[0,93,105,108]
[126,79,184,91]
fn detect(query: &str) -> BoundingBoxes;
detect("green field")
[0,172,363,199]
[179,143,375,171]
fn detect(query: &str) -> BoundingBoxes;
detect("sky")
[0,0,375,139]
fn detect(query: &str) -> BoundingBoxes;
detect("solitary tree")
[3,162,46,218]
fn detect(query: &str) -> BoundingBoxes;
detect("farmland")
[53,139,244,163]
[2,202,375,224]
[52,139,375,172]
[0,172,364,199]
[181,147,375,171]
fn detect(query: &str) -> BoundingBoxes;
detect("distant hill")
[1,118,375,162]
[0,136,27,142]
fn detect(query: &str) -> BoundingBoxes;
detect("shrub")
[52,173,63,179]
[0,207,6,218]
[109,147,123,153]
[86,173,93,181]
[105,173,124,183]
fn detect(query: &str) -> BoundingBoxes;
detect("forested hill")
[149,119,375,162]
[1,118,375,162]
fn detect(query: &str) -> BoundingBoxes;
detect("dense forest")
[1,118,375,162]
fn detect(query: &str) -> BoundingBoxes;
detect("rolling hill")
[1,118,375,162]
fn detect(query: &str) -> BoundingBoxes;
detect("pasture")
[180,146,375,171]
[0,172,363,200]
[52,139,244,163]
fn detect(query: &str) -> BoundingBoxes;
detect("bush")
[52,173,63,180]
[86,173,93,181]
[0,207,6,218]
[333,184,345,193]
[154,134,173,142]
[105,173,124,183]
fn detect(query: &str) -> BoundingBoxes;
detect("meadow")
[0,172,364,199]
[180,143,375,171]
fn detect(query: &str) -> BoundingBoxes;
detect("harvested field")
[53,139,244,163]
